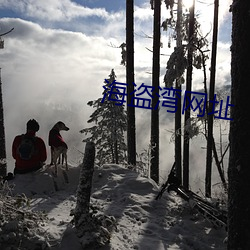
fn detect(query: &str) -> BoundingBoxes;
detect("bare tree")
[205,0,219,197]
[74,142,96,225]
[74,142,116,248]
[228,0,250,248]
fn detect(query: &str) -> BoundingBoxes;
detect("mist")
[0,0,231,194]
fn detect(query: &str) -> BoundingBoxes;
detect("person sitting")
[12,119,47,175]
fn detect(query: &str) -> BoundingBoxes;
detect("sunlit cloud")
[0,0,110,21]
[195,0,231,38]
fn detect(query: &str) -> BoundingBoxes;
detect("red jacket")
[12,131,47,171]
[48,128,68,149]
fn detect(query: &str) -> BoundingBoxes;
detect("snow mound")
[1,164,227,250]
[9,165,80,196]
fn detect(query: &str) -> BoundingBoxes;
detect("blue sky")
[0,1,232,41]
[0,0,153,37]
[74,0,126,12]
[0,0,232,181]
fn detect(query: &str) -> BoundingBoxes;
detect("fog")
[0,0,231,193]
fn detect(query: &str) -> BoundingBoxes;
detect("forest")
[0,0,249,249]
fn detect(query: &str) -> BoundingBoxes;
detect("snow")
[2,164,227,250]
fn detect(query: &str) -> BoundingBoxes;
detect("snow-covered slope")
[2,164,227,250]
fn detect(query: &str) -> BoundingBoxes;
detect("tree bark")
[183,0,195,190]
[211,137,227,191]
[126,0,136,166]
[205,0,219,198]
[150,0,161,184]
[175,0,183,184]
[74,142,95,227]
[228,0,250,249]
[74,142,116,248]
[0,70,7,177]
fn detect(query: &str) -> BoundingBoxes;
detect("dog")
[48,121,69,176]
[52,146,68,175]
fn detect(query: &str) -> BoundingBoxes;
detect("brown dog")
[48,121,69,176]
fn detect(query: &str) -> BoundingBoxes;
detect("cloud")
[0,15,159,170]
[194,0,232,39]
[0,0,110,21]
[0,0,232,192]
[134,4,153,21]
[0,17,125,169]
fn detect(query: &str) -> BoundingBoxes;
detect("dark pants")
[14,165,43,175]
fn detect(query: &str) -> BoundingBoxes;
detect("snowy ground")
[1,164,227,250]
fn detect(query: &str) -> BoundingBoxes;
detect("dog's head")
[53,121,69,131]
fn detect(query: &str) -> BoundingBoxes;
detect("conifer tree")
[80,69,127,166]
[126,0,136,166]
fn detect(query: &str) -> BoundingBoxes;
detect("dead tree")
[74,142,95,225]
[74,142,116,248]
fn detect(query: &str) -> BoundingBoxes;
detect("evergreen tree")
[80,69,127,166]
[183,0,195,190]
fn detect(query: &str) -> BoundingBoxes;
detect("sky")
[0,0,232,190]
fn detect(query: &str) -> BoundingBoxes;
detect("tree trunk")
[205,0,219,198]
[74,142,95,227]
[114,139,118,164]
[74,142,116,248]
[183,0,195,190]
[211,137,227,191]
[175,0,183,184]
[228,0,250,249]
[150,0,161,184]
[126,0,136,166]
[0,70,7,177]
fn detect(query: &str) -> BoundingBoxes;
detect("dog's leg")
[61,152,65,166]
[65,152,68,171]
[50,147,54,165]
[57,154,61,164]
[61,150,69,183]
[52,149,60,177]
[61,149,68,171]
[54,163,58,177]
[57,157,60,165]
